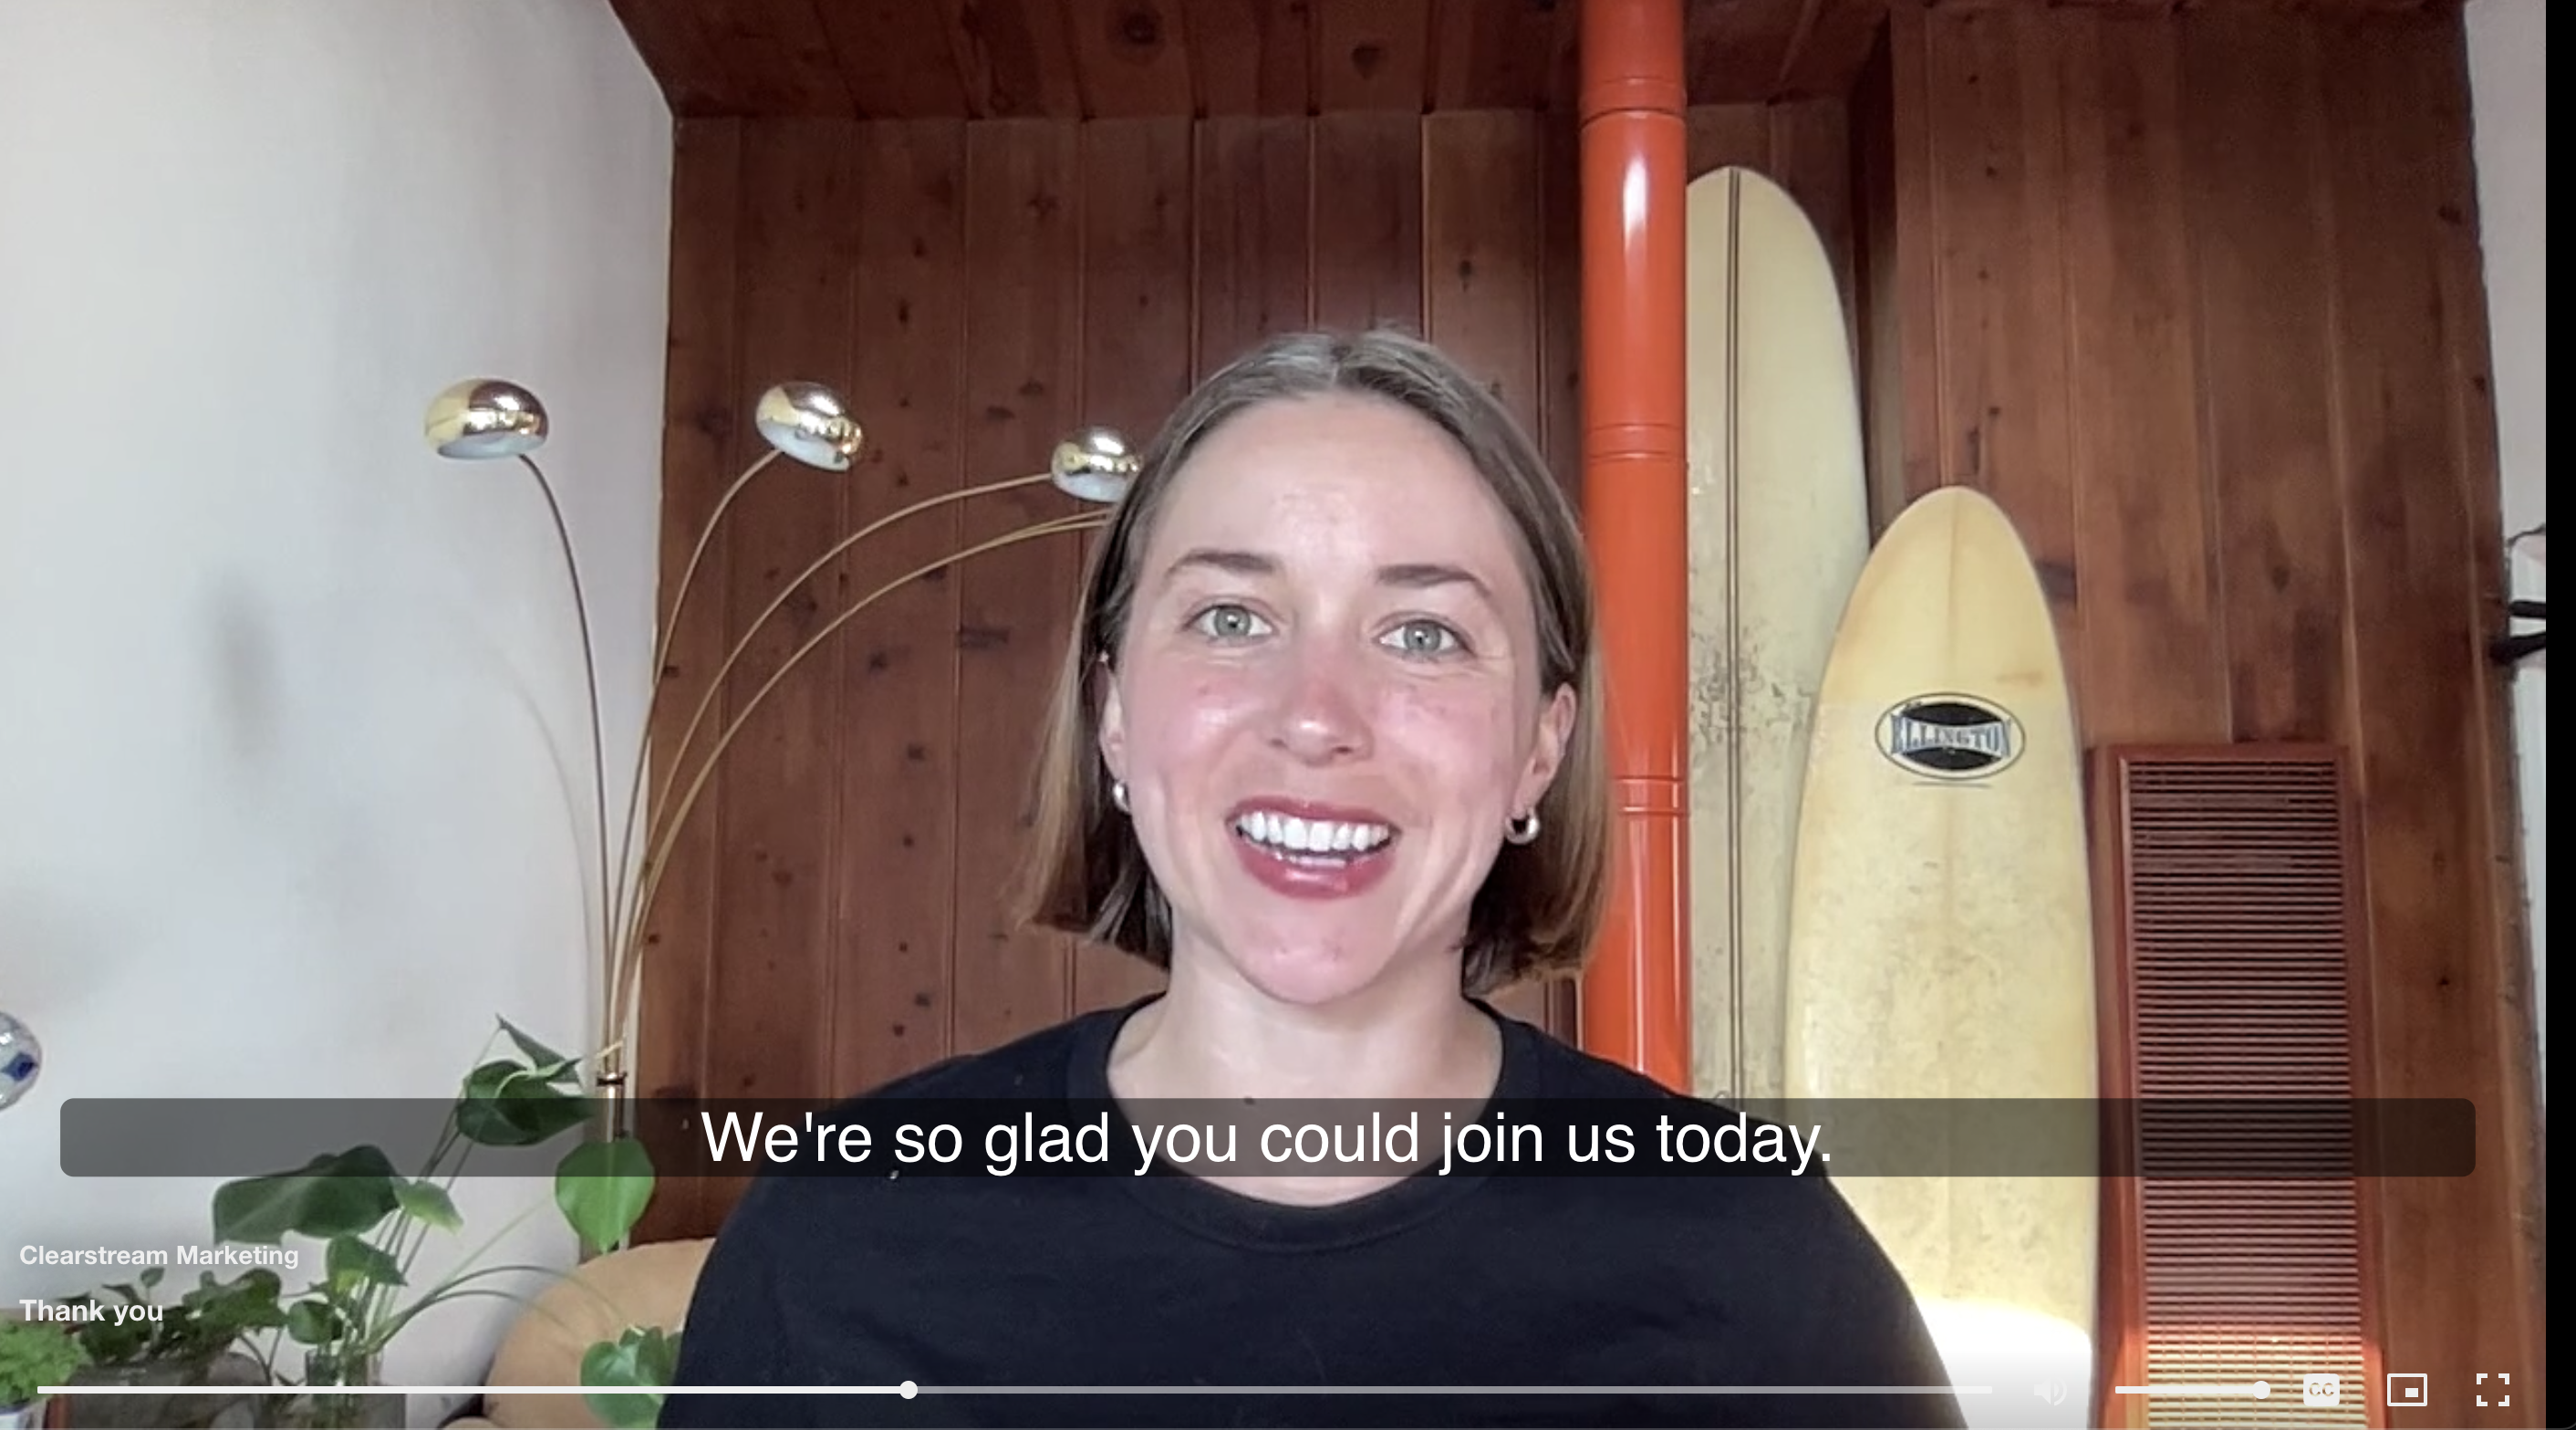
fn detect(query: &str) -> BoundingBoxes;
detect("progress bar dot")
[2253,1383,2270,1399]
[900,1382,919,1399]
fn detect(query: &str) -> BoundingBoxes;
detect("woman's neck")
[1107,956,1502,1105]
[1104,953,1505,1207]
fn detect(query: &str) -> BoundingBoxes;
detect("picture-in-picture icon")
[2386,1372,2429,1407]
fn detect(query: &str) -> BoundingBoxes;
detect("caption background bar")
[57,1095,2476,1178]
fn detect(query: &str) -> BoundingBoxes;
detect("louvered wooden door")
[2089,746,2384,1429]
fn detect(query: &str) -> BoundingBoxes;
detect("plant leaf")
[495,1016,572,1077]
[524,1055,580,1084]
[170,1268,287,1351]
[325,1236,404,1290]
[457,1065,591,1148]
[455,1060,540,1145]
[555,1136,656,1251]
[212,1147,401,1243]
[284,1300,338,1347]
[461,1058,523,1101]
[392,1178,462,1233]
[0,1321,90,1404]
[578,1326,678,1430]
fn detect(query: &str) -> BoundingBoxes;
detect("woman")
[660,329,1963,1429]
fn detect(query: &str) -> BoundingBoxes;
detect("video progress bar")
[915,1386,1988,1396]
[2113,1382,2276,1399]
[48,1386,927,1399]
[51,1383,1987,1399]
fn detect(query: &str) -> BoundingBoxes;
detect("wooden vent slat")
[2092,746,2380,1430]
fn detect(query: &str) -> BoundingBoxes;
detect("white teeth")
[1232,811,1394,857]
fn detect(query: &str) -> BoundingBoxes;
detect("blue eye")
[1384,619,1463,658]
[1191,604,1272,641]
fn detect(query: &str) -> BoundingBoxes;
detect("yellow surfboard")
[1684,166,1871,1104]
[1782,485,2098,1425]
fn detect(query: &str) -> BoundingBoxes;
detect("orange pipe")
[1575,0,1691,1091]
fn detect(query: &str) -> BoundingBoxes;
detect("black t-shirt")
[660,998,1966,1428]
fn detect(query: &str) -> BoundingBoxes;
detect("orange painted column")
[1575,0,1691,1091]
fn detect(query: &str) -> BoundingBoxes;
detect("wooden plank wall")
[1853,0,2545,1412]
[634,103,1855,1241]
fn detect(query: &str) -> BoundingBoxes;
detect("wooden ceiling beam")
[1311,0,1436,114]
[1179,0,1314,117]
[816,0,974,118]
[608,0,2454,121]
[1064,0,1198,119]
[942,0,1085,119]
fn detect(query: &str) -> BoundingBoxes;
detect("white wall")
[0,0,672,1416]
[2465,0,2545,1095]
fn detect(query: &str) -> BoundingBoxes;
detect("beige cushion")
[464,1238,712,1430]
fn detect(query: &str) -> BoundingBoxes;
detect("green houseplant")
[54,1268,281,1429]
[62,1267,286,1369]
[210,1018,676,1429]
[0,1316,92,1429]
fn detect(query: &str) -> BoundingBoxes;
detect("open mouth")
[1230,809,1397,866]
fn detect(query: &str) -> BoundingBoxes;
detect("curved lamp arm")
[625,464,1058,940]
[613,382,864,931]
[425,381,618,994]
[608,508,1111,1063]
[426,376,1135,1110]
[620,427,1137,948]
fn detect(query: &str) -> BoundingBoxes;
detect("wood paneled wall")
[634,103,1854,1240]
[630,14,2541,1402]
[1853,0,2545,1410]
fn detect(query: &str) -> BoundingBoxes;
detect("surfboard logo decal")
[1875,694,2023,780]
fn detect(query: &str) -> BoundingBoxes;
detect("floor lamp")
[422,378,1134,1132]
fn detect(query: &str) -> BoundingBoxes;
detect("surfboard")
[1683,166,1872,1104]
[1781,485,2098,1426]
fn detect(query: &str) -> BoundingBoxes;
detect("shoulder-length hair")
[1011,326,1611,997]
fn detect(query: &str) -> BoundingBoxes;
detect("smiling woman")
[659,329,1967,1430]
[1024,331,1605,1019]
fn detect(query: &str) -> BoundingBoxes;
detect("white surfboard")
[1684,166,1873,1104]
[1782,485,2099,1428]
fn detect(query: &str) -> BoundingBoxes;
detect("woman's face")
[1098,391,1575,1009]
